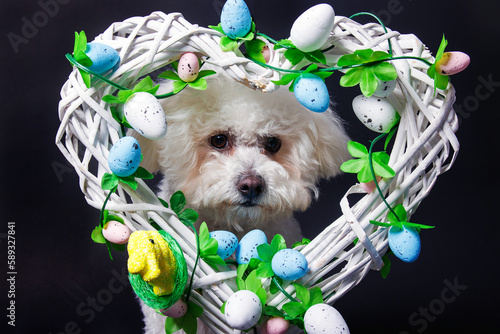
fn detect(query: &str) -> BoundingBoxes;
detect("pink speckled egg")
[160,299,188,318]
[262,45,271,63]
[102,221,131,244]
[436,51,470,75]
[178,52,200,82]
[360,176,382,193]
[263,317,289,334]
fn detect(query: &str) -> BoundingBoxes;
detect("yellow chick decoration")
[127,230,177,296]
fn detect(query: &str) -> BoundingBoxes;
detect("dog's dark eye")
[265,136,281,153]
[210,134,228,149]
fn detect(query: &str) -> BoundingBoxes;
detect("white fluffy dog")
[136,71,349,333]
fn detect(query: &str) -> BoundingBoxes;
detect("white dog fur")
[135,71,349,333]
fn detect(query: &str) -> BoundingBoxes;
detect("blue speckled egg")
[209,230,238,260]
[271,249,308,281]
[388,226,421,263]
[235,229,267,264]
[220,0,252,39]
[293,73,330,113]
[108,136,141,177]
[85,42,120,74]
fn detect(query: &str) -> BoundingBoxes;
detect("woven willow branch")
[56,11,459,332]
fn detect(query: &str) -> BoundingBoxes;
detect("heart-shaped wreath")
[56,1,467,333]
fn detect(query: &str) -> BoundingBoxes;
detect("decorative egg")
[263,317,289,334]
[224,290,262,330]
[160,299,188,318]
[235,229,267,264]
[352,95,399,133]
[108,136,142,177]
[102,221,131,244]
[209,230,238,260]
[271,249,308,281]
[262,45,271,63]
[373,79,397,98]
[290,4,335,52]
[360,176,382,193]
[178,52,200,83]
[436,51,470,75]
[220,0,252,39]
[304,304,350,334]
[388,226,421,263]
[85,42,120,74]
[124,92,168,140]
[293,73,330,113]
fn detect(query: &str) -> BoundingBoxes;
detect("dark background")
[1,0,498,333]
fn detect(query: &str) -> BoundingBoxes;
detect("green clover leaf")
[340,141,395,183]
[427,35,450,93]
[271,64,332,92]
[245,39,267,63]
[210,21,256,52]
[72,31,93,87]
[369,204,435,230]
[338,49,397,97]
[198,222,225,269]
[282,283,325,326]
[164,301,203,334]
[159,67,216,93]
[253,234,287,279]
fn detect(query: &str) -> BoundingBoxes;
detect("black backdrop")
[1,0,499,333]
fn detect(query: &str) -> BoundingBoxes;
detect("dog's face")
[138,75,349,233]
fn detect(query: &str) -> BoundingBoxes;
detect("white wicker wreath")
[56,7,460,334]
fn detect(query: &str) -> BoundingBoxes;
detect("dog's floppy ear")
[133,132,161,173]
[306,109,350,179]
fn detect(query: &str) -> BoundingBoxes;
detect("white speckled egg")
[108,136,142,177]
[271,249,308,281]
[85,42,120,74]
[102,221,131,244]
[290,4,335,52]
[178,52,200,83]
[373,79,397,98]
[160,299,188,318]
[209,230,238,260]
[436,51,470,75]
[304,304,350,334]
[293,73,330,113]
[235,229,267,264]
[352,95,399,133]
[388,226,421,263]
[220,0,252,39]
[225,290,262,330]
[263,317,289,334]
[124,92,167,140]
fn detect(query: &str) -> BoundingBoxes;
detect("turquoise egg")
[293,73,330,113]
[235,229,267,264]
[271,249,308,281]
[108,136,141,177]
[85,42,120,74]
[209,230,239,260]
[220,0,252,39]
[388,226,421,263]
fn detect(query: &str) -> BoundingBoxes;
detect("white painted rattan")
[56,11,459,333]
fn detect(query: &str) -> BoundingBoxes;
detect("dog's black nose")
[237,175,265,200]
